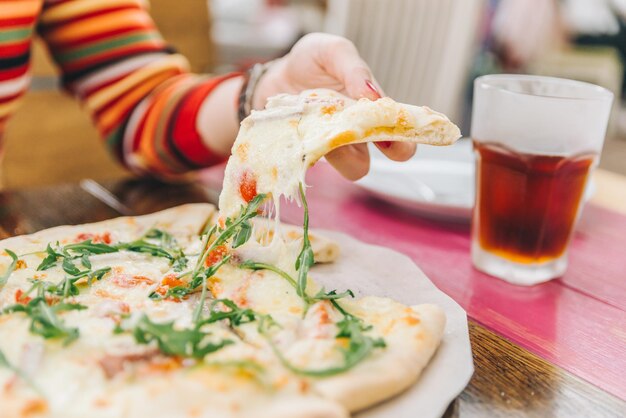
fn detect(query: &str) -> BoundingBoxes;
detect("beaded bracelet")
[238,60,276,123]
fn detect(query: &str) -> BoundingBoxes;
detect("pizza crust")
[0,203,216,254]
[311,301,446,412]
[294,90,462,164]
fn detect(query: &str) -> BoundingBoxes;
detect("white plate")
[312,231,474,418]
[356,139,475,222]
[356,139,595,222]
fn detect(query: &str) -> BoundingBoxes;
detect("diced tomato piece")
[205,245,228,267]
[154,274,185,301]
[14,289,31,305]
[99,232,112,244]
[75,232,112,244]
[111,274,154,288]
[239,171,258,203]
[75,233,94,242]
[161,273,184,288]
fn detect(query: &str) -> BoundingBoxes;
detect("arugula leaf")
[117,229,189,272]
[124,315,233,359]
[4,295,87,346]
[295,183,314,301]
[239,261,298,290]
[0,249,18,289]
[144,228,174,245]
[37,244,63,271]
[313,288,355,301]
[232,220,252,249]
[62,258,82,276]
[259,301,385,377]
[119,298,265,360]
[2,264,105,346]
[37,240,116,272]
[171,255,188,273]
[115,240,173,260]
[86,267,111,286]
[194,193,266,271]
[49,267,112,297]
[200,299,258,328]
[240,260,384,377]
[80,253,91,269]
[144,228,188,272]
[239,262,353,306]
[64,241,117,255]
[29,301,86,345]
[37,236,184,274]
[57,275,82,298]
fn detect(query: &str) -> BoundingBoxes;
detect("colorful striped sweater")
[0,0,238,176]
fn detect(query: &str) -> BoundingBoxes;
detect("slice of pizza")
[219,88,461,219]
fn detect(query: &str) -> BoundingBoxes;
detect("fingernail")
[365,80,381,99]
[376,141,392,149]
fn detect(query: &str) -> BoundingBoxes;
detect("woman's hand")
[254,33,416,180]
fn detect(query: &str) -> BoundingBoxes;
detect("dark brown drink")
[473,142,595,264]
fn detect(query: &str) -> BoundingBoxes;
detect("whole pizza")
[0,90,460,418]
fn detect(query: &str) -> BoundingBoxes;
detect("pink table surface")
[199,162,626,400]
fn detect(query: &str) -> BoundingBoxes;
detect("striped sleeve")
[0,1,40,144]
[38,0,237,175]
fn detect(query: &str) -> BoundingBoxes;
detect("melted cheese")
[219,88,461,223]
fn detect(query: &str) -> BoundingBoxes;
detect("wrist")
[250,57,287,111]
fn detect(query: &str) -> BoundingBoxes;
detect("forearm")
[196,75,245,157]
[37,0,244,176]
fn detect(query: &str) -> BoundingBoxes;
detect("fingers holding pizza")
[323,143,371,181]
[252,33,421,180]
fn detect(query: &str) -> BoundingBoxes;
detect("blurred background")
[5,0,626,188]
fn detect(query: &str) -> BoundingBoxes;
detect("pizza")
[0,90,460,418]
[219,88,460,220]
